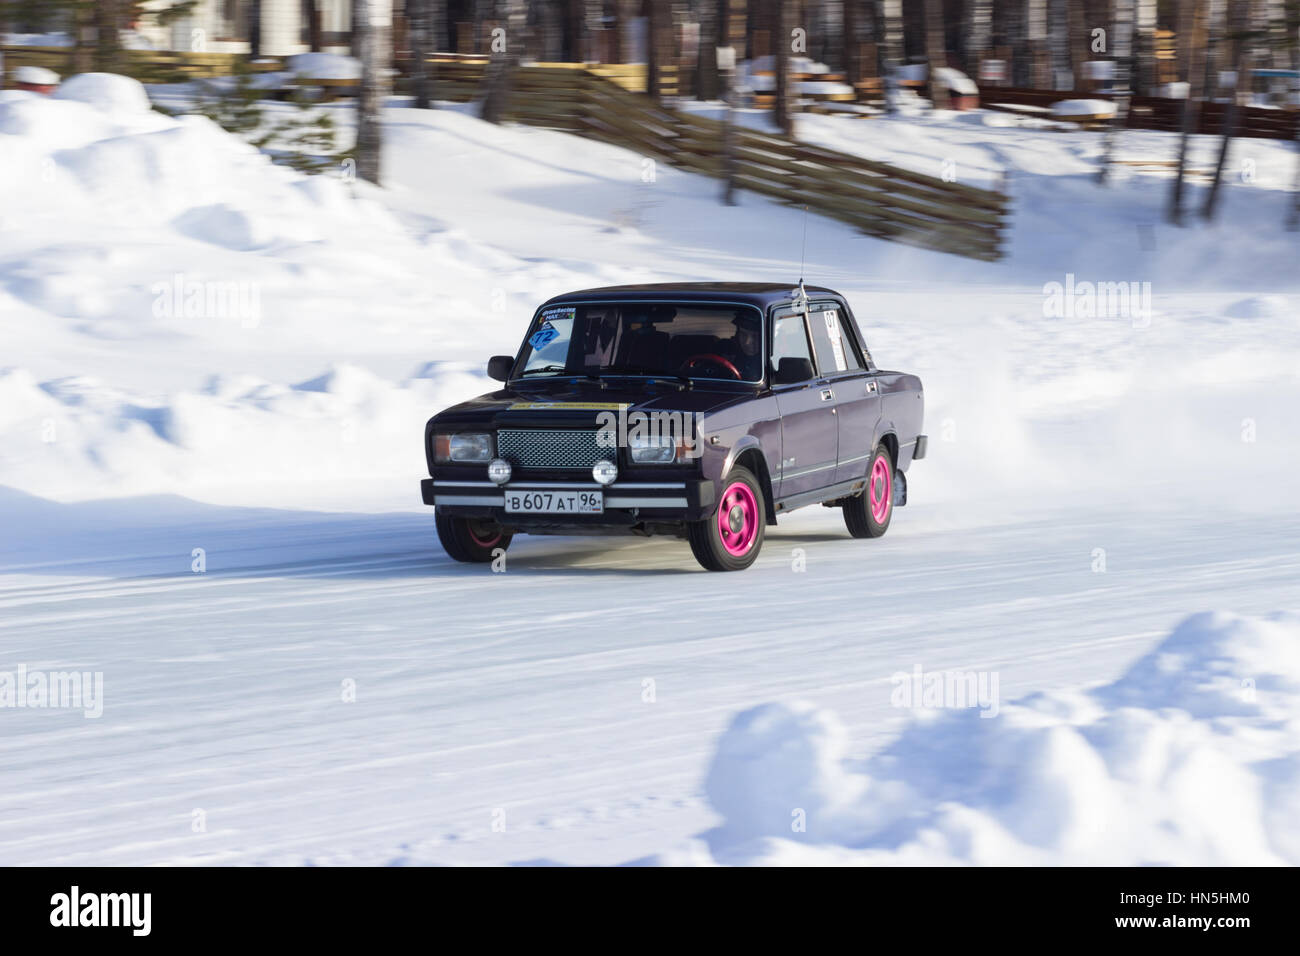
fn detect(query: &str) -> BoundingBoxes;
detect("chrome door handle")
[865,380,878,394]
[820,388,834,402]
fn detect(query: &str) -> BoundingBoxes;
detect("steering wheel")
[682,353,742,380]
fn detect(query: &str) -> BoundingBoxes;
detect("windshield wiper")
[518,366,604,385]
[601,365,693,389]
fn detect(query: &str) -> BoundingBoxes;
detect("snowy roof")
[14,65,59,85]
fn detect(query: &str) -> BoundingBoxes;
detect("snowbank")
[1052,98,1117,118]
[0,74,640,508]
[696,612,1300,865]
[285,53,361,81]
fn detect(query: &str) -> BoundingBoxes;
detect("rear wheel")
[436,511,512,563]
[843,445,893,538]
[688,466,766,571]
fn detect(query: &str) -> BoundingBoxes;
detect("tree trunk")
[95,0,123,73]
[1068,0,1091,90]
[305,0,323,51]
[72,4,95,74]
[1133,0,1157,94]
[1203,0,1250,219]
[963,0,992,78]
[1097,0,1137,185]
[479,0,525,123]
[646,0,663,100]
[410,0,434,108]
[251,0,263,59]
[355,0,391,184]
[877,0,904,111]
[843,0,860,85]
[773,0,793,133]
[923,0,948,108]
[697,0,720,100]
[1168,0,1209,225]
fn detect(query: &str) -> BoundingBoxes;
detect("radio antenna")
[798,204,809,285]
[792,205,810,313]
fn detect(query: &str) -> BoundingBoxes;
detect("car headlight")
[628,434,681,464]
[434,432,494,463]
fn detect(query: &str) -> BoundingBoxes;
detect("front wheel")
[688,466,766,571]
[436,511,512,563]
[843,445,893,538]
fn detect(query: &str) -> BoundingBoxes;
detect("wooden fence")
[981,85,1300,141]
[425,60,1009,261]
[0,48,1009,260]
[0,45,266,84]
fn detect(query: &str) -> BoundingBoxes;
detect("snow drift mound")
[0,72,396,240]
[700,611,1300,865]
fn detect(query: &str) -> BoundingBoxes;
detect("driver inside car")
[708,317,762,380]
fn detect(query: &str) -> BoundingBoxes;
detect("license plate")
[503,489,604,514]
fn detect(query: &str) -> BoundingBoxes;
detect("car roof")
[539,282,843,310]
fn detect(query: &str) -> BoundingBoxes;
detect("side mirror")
[773,356,814,385]
[487,355,514,382]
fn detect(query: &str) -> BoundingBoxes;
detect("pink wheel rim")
[467,521,502,548]
[717,481,759,556]
[869,456,892,523]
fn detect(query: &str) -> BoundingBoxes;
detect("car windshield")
[517,302,764,383]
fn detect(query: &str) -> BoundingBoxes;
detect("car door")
[770,309,839,498]
[805,302,881,485]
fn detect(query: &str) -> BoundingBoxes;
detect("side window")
[770,314,814,380]
[807,307,862,375]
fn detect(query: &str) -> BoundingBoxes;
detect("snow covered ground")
[1,76,1298,865]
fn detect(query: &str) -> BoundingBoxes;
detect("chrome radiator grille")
[496,429,609,469]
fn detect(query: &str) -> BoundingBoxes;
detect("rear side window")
[808,307,862,374]
[771,314,814,377]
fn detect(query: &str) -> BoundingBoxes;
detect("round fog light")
[487,458,512,485]
[592,459,618,486]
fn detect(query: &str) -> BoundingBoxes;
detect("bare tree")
[95,0,123,72]
[480,0,526,123]
[409,0,434,108]
[1097,0,1137,185]
[878,0,903,110]
[964,0,993,78]
[1168,0,1209,225]
[697,0,721,100]
[1068,0,1091,89]
[1203,0,1251,219]
[355,0,391,184]
[773,0,793,133]
[646,0,664,100]
[72,2,95,73]
[1133,0,1157,94]
[923,0,948,108]
[304,0,323,51]
[843,0,861,86]
[250,0,263,59]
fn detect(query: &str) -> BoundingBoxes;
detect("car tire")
[688,466,766,571]
[436,511,512,563]
[843,445,894,538]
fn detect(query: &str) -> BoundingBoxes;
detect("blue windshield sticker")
[529,322,560,351]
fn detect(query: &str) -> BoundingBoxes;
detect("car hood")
[431,379,757,428]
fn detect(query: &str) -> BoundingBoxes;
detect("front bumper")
[421,477,716,524]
